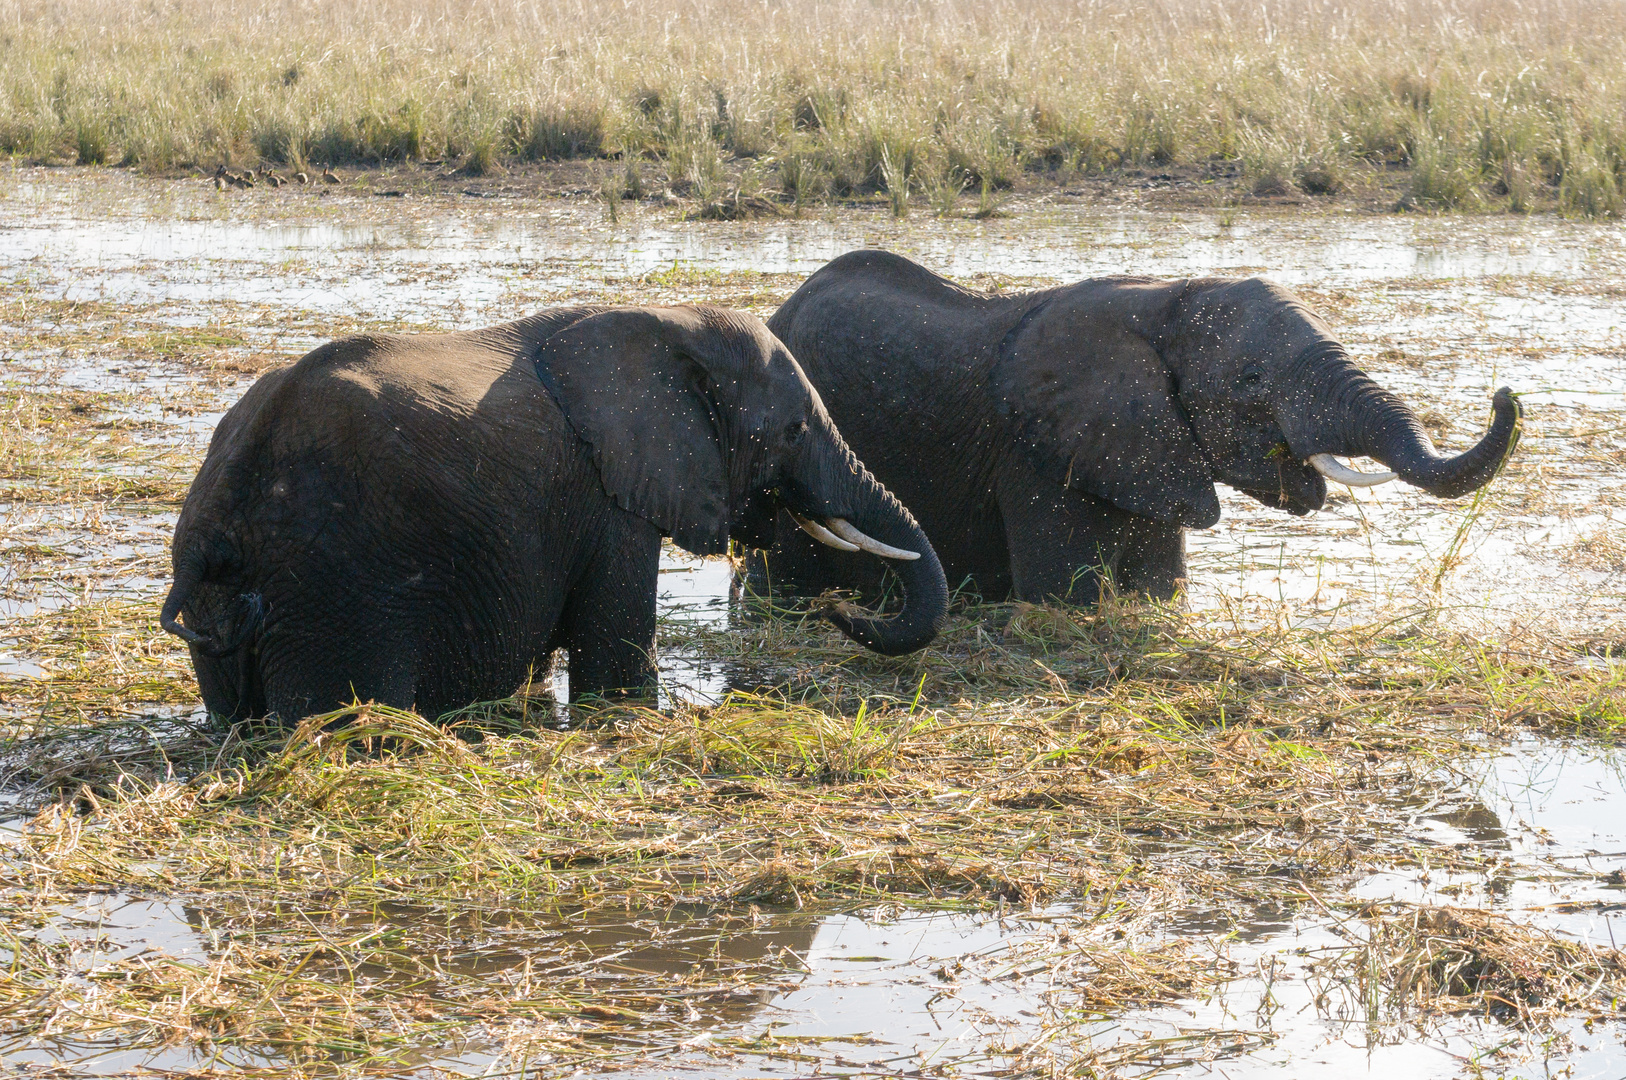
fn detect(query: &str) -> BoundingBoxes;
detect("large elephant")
[756,250,1521,602]
[160,305,947,721]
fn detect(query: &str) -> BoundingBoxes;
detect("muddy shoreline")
[21,156,1516,216]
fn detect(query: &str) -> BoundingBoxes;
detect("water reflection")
[1356,742,1626,935]
[0,893,825,1075]
[4,170,1616,323]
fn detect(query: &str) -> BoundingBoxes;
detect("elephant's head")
[996,276,1521,527]
[536,305,947,655]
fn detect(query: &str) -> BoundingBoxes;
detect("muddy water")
[3,169,1625,1074]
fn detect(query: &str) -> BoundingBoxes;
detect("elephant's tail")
[160,545,266,658]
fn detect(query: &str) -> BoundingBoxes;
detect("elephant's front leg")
[558,518,661,701]
[1114,517,1188,601]
[995,464,1132,603]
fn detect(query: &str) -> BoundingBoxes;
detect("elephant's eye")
[784,419,808,446]
[1242,370,1264,387]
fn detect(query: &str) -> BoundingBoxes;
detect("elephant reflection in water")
[756,250,1522,603]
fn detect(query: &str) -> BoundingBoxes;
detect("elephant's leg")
[1114,518,1188,601]
[260,633,417,724]
[558,521,660,701]
[995,466,1131,603]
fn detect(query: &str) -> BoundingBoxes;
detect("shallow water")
[2,169,1625,1075]
[2,171,1610,307]
[3,740,1621,1077]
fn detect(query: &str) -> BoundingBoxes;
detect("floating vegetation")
[0,177,1623,1075]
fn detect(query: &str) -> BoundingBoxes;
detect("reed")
[2,0,1623,214]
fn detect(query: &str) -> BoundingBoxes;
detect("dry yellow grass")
[2,0,1624,213]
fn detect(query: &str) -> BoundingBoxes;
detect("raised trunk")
[1284,357,1522,499]
[783,424,949,656]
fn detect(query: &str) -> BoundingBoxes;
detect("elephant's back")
[772,251,1023,391]
[292,330,551,431]
[187,326,579,549]
[287,309,605,442]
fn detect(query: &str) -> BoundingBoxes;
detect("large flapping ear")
[535,307,745,555]
[993,298,1221,529]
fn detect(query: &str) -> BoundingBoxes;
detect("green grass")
[4,0,1626,214]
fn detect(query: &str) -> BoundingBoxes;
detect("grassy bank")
[3,0,1625,215]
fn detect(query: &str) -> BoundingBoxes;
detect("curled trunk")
[783,424,948,656]
[1352,386,1521,498]
[1288,358,1522,499]
[819,478,948,656]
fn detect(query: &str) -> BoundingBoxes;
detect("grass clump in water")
[3,594,1624,1071]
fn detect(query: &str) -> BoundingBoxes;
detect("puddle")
[651,741,1626,1078]
[1359,742,1626,932]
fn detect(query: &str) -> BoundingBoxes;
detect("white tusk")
[827,518,922,561]
[789,510,860,552]
[1308,453,1398,488]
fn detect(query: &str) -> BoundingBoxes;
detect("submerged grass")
[1,202,1624,1072]
[4,0,1626,214]
[2,594,1624,1071]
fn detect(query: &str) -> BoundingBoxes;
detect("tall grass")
[2,0,1625,212]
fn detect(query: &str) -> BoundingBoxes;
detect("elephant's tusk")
[1308,453,1398,488]
[827,518,922,561]
[790,510,861,552]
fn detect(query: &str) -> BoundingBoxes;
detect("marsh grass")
[3,592,1624,1071]
[5,0,1626,214]
[1326,904,1626,1027]
[3,244,1625,1074]
[1560,141,1625,219]
[8,594,1625,910]
[0,384,194,506]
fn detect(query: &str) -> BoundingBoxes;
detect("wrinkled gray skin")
[161,305,947,722]
[757,251,1522,603]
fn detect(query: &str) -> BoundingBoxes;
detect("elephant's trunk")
[161,546,213,648]
[160,540,267,659]
[784,424,949,656]
[1283,356,1522,500]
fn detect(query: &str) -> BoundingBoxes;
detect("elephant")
[755,250,1521,603]
[159,304,948,722]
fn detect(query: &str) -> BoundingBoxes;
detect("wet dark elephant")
[756,250,1521,603]
[161,305,948,721]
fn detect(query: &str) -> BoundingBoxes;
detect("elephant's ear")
[994,307,1221,529]
[534,307,736,555]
